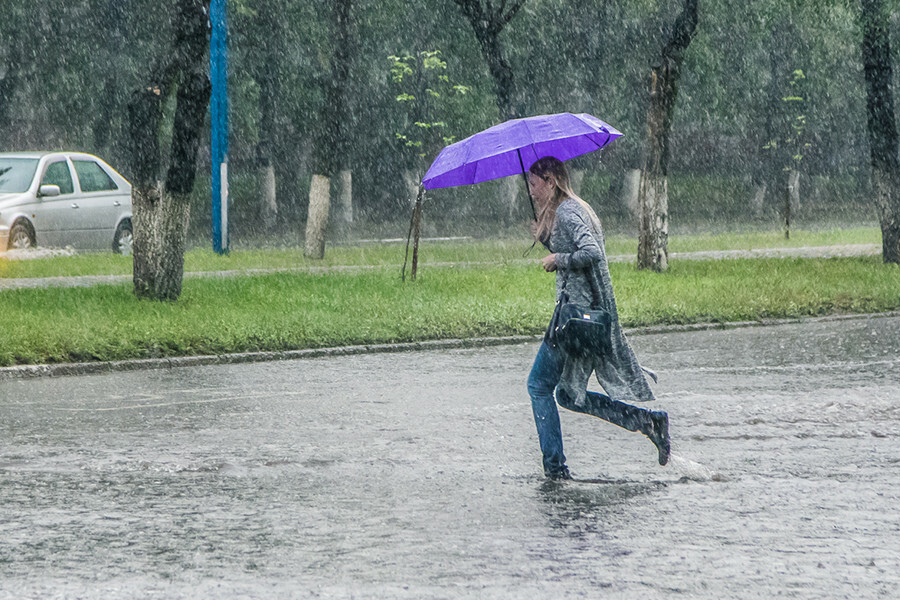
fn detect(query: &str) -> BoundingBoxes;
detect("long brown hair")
[529,156,597,243]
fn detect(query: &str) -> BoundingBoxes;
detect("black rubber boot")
[646,411,671,466]
[546,467,573,481]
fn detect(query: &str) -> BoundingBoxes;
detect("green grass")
[663,226,880,254]
[0,226,882,279]
[1,256,898,367]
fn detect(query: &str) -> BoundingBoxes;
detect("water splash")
[668,453,724,482]
[1,247,77,260]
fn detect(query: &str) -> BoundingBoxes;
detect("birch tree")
[305,0,354,259]
[637,0,699,272]
[126,0,211,301]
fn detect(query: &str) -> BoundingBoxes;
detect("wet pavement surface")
[1,316,898,599]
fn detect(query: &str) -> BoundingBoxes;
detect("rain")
[1,0,899,597]
[0,0,879,245]
[2,318,899,598]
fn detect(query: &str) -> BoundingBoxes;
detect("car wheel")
[8,220,35,250]
[113,220,133,256]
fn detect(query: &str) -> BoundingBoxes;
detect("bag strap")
[586,268,603,310]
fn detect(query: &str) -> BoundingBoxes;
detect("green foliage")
[0,0,882,225]
[768,69,812,167]
[388,50,471,163]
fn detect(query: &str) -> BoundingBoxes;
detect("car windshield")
[0,158,40,193]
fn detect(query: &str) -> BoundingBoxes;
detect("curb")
[3,312,898,381]
[0,335,540,381]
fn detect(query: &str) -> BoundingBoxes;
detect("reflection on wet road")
[1,317,898,598]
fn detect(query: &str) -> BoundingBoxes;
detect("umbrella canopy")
[422,112,623,190]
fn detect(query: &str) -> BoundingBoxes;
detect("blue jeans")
[527,341,653,476]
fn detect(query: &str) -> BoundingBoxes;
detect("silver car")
[0,151,133,254]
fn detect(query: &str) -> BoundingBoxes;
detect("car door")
[33,158,78,248]
[71,157,127,249]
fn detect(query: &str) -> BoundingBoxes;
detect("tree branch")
[453,0,524,37]
[450,0,521,118]
[666,0,699,57]
[452,0,481,27]
[498,0,525,28]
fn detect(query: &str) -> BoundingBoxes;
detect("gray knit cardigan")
[548,198,657,406]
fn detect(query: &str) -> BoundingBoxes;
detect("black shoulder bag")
[544,266,613,359]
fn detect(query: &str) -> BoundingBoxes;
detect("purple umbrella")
[422,112,623,192]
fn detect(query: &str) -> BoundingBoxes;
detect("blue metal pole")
[210,0,229,254]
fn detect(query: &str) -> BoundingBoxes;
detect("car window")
[41,160,74,195]
[0,158,39,193]
[73,160,118,192]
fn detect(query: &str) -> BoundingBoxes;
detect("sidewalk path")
[0,243,882,291]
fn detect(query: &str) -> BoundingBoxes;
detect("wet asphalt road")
[1,316,899,599]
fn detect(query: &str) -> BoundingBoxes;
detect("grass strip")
[0,226,881,279]
[1,256,898,367]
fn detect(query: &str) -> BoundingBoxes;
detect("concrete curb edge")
[3,311,899,381]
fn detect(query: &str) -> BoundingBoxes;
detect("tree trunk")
[305,174,331,259]
[789,169,800,209]
[782,169,792,240]
[307,0,354,257]
[637,59,677,271]
[410,187,424,280]
[451,0,525,121]
[132,186,192,301]
[92,0,124,153]
[128,85,164,294]
[636,0,698,272]
[872,168,900,262]
[131,183,162,299]
[261,163,278,231]
[750,182,767,215]
[338,168,353,226]
[621,168,642,219]
[255,0,283,234]
[501,176,519,221]
[637,173,669,271]
[93,77,118,152]
[861,0,900,264]
[402,186,425,282]
[480,34,517,120]
[758,20,794,225]
[403,170,420,206]
[133,76,209,301]
[128,0,211,301]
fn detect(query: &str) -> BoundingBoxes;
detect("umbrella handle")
[520,168,538,258]
[517,150,536,220]
[521,172,536,220]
